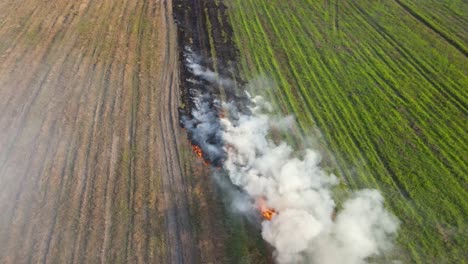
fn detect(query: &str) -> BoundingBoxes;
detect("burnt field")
[0,0,270,263]
[174,0,273,262]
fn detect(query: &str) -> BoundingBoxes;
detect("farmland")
[0,0,269,263]
[225,0,467,263]
[1,0,465,263]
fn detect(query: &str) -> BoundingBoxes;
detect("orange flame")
[262,207,276,221]
[192,144,203,159]
[191,144,211,166]
[257,198,277,221]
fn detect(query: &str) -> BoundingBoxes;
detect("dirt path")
[0,0,228,263]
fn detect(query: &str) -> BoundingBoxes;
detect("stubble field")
[0,0,249,263]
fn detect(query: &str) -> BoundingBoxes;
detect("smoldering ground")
[180,51,399,264]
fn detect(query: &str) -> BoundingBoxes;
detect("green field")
[225,0,467,262]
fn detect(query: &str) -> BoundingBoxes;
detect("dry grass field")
[0,1,237,263]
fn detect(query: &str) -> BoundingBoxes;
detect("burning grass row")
[226,0,467,263]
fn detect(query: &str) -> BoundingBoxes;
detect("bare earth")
[0,0,228,263]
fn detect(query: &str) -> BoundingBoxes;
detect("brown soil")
[0,0,228,263]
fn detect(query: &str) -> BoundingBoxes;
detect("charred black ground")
[174,0,248,166]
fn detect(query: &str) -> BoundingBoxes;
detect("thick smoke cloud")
[182,53,399,264]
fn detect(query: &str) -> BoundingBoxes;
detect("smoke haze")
[182,53,399,264]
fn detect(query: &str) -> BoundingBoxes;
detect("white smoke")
[183,55,399,264]
[220,99,399,263]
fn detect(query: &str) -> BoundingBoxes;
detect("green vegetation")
[226,0,467,262]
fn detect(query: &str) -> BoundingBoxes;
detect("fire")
[192,144,203,159]
[257,197,277,221]
[191,144,211,165]
[261,207,276,221]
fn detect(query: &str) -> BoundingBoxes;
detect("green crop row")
[226,0,467,263]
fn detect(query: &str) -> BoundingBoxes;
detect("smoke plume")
[181,53,399,264]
